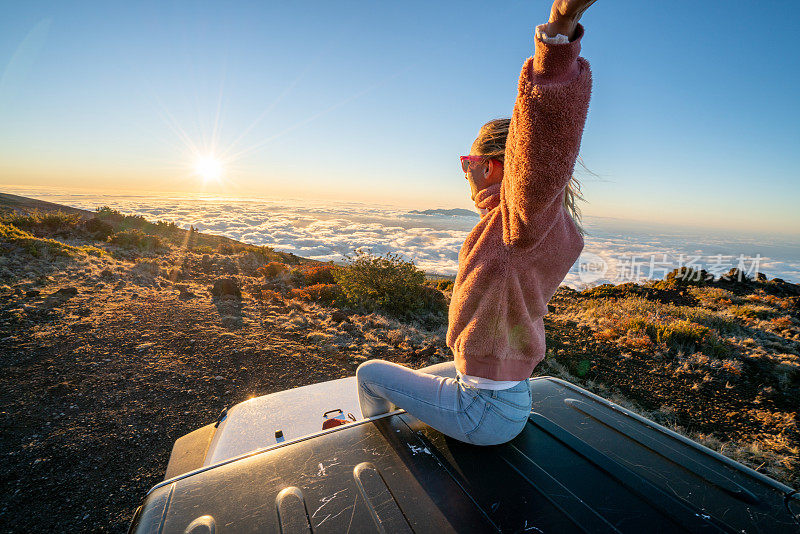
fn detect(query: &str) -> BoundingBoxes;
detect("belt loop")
[491,390,497,399]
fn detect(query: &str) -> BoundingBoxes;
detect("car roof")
[131,377,799,533]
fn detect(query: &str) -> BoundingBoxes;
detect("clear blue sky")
[1,1,798,234]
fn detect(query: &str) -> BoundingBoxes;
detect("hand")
[544,0,598,40]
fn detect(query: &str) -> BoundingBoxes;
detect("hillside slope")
[0,194,796,532]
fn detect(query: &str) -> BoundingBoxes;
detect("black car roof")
[130,377,799,533]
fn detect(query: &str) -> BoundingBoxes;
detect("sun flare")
[194,155,223,182]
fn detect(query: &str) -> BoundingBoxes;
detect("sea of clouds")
[6,188,800,287]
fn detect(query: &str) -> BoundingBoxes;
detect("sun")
[194,155,223,182]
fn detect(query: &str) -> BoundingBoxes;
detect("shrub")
[682,307,740,336]
[432,279,455,292]
[258,262,291,279]
[622,333,654,350]
[83,217,114,239]
[304,283,344,304]
[2,210,83,237]
[108,229,162,250]
[594,328,618,343]
[687,286,740,308]
[155,220,180,233]
[95,206,124,222]
[581,283,617,299]
[0,223,62,257]
[647,319,709,350]
[36,211,82,234]
[95,206,183,242]
[292,264,336,286]
[287,288,311,301]
[0,222,33,241]
[746,293,791,310]
[0,222,100,258]
[333,249,440,318]
[234,245,276,266]
[770,316,794,330]
[420,284,448,311]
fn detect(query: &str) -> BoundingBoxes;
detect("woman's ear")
[486,159,503,183]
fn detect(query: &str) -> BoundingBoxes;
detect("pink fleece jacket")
[446,24,592,381]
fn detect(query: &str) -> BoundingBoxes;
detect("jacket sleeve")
[500,23,592,248]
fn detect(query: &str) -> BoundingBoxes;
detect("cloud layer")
[7,188,800,286]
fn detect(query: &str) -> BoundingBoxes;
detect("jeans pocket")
[466,404,528,446]
[492,386,532,412]
[460,395,489,438]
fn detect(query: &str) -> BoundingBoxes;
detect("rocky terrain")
[0,193,797,532]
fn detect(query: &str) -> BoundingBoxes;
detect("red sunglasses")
[460,155,487,173]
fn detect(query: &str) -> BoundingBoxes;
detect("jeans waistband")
[457,376,530,397]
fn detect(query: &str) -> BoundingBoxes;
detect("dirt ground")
[1,262,797,532]
[0,277,443,533]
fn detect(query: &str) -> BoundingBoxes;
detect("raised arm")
[500,0,596,248]
[544,0,598,43]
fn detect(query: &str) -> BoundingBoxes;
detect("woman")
[356,0,596,446]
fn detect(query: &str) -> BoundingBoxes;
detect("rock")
[136,342,154,352]
[44,286,78,307]
[211,278,241,299]
[113,281,126,291]
[100,269,114,280]
[176,284,196,300]
[75,307,91,317]
[52,287,78,299]
[720,268,751,283]
[26,290,41,299]
[756,272,767,282]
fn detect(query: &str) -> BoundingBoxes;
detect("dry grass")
[562,296,735,356]
[0,222,105,259]
[547,279,800,488]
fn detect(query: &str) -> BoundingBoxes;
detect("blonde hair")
[472,118,584,233]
